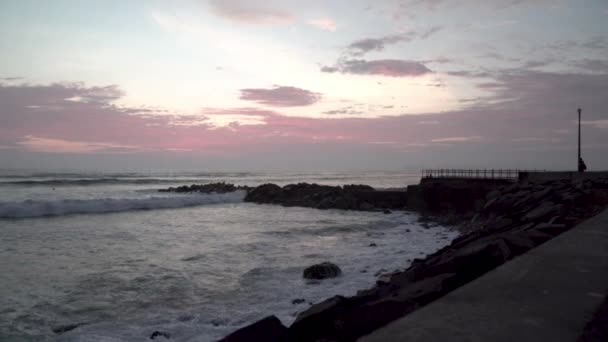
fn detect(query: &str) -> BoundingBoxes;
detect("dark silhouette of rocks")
[158,182,248,194]
[303,262,342,280]
[245,183,406,211]
[218,315,287,342]
[223,177,608,342]
[52,322,87,334]
[292,298,306,305]
[149,330,171,339]
[159,182,407,211]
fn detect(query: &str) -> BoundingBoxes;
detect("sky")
[1,0,607,172]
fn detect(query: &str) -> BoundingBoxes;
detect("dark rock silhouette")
[224,177,608,342]
[158,182,247,194]
[303,262,342,280]
[245,183,406,211]
[52,322,87,334]
[218,315,287,342]
[149,330,171,339]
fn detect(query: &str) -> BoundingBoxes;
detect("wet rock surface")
[158,182,248,194]
[302,262,342,280]
[52,322,87,335]
[224,178,608,342]
[245,183,407,211]
[149,330,171,340]
[218,315,287,342]
[159,182,408,211]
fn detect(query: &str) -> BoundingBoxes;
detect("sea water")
[0,171,458,341]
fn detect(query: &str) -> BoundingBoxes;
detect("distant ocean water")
[0,171,457,341]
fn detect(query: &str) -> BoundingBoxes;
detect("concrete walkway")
[360,209,608,342]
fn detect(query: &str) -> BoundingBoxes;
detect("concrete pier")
[360,208,608,342]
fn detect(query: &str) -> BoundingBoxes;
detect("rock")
[360,202,374,211]
[343,184,375,191]
[222,177,608,342]
[303,262,342,280]
[52,322,87,334]
[376,271,399,285]
[374,269,388,277]
[369,243,377,247]
[534,222,568,236]
[245,183,283,203]
[150,331,171,340]
[219,315,287,342]
[158,182,241,194]
[292,298,306,305]
[524,202,561,221]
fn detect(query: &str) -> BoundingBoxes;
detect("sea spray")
[0,191,246,218]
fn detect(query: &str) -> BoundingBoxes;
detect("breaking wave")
[0,191,246,219]
[0,178,218,186]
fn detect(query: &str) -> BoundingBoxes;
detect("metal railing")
[421,169,543,180]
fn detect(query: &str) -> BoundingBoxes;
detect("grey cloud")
[320,66,339,73]
[446,70,492,78]
[419,26,443,39]
[323,107,365,115]
[322,59,432,77]
[0,77,23,81]
[347,34,415,56]
[239,86,322,107]
[345,26,443,57]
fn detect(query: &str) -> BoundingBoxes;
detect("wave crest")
[0,191,246,219]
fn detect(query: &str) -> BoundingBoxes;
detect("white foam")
[0,191,246,218]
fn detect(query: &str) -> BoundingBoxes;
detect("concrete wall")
[520,171,608,182]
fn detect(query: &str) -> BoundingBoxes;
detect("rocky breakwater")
[244,183,407,211]
[158,182,407,211]
[221,178,608,342]
[406,178,512,224]
[158,182,249,193]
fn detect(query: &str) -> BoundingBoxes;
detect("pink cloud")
[239,86,322,107]
[18,135,143,154]
[2,70,608,169]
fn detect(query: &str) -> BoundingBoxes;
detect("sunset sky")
[1,0,607,171]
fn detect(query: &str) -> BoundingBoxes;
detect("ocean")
[0,171,458,341]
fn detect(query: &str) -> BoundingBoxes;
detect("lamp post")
[578,108,581,169]
[577,108,587,172]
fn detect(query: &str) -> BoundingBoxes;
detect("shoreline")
[166,178,608,341]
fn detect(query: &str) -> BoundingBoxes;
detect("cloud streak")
[322,59,432,77]
[208,0,295,25]
[239,86,322,107]
[345,26,443,57]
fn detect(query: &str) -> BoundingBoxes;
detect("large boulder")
[219,315,287,342]
[244,183,283,203]
[159,182,243,194]
[303,262,342,280]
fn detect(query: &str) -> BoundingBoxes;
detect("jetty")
[361,207,608,342]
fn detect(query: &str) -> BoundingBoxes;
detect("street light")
[578,108,587,172]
